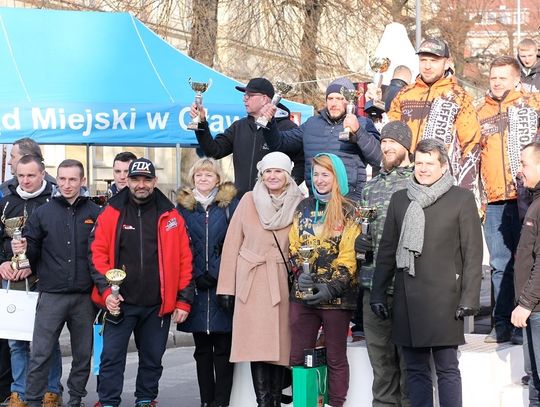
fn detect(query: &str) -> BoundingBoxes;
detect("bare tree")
[189,0,219,67]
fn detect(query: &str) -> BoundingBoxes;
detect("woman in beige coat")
[217,152,304,407]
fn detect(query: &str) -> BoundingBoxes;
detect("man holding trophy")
[89,158,193,407]
[188,77,304,196]
[355,121,413,406]
[0,154,64,407]
[11,159,100,407]
[261,77,381,200]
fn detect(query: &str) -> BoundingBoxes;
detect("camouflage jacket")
[360,165,414,292]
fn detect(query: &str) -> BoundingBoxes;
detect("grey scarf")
[396,170,454,276]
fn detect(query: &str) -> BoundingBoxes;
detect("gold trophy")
[187,77,212,130]
[354,206,378,260]
[364,56,391,116]
[11,228,30,270]
[255,80,293,128]
[105,268,127,322]
[339,87,362,141]
[295,237,317,300]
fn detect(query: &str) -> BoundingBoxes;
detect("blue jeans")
[527,313,540,406]
[484,201,521,332]
[8,339,62,399]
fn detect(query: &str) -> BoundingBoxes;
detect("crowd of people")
[0,34,539,407]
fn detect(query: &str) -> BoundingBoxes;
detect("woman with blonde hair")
[289,153,360,407]
[177,157,239,407]
[217,152,304,407]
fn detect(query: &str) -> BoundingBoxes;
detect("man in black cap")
[387,38,481,197]
[188,77,303,196]
[89,158,193,407]
[355,120,413,406]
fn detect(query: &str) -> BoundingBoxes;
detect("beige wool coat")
[217,191,292,366]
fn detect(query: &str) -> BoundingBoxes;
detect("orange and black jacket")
[478,89,540,203]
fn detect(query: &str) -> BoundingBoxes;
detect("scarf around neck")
[193,187,218,210]
[396,170,454,277]
[252,178,304,230]
[17,180,47,200]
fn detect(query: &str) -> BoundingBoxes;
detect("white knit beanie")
[256,152,293,175]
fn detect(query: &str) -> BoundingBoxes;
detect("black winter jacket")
[24,195,100,293]
[515,184,540,312]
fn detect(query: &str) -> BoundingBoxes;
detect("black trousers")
[401,346,462,407]
[0,339,11,401]
[98,303,170,407]
[192,332,233,406]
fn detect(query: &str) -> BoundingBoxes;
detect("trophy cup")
[298,244,315,297]
[363,56,391,116]
[255,80,293,128]
[354,206,378,261]
[187,77,212,130]
[11,228,30,270]
[339,87,361,141]
[105,268,127,322]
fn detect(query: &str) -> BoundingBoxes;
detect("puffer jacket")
[288,197,360,310]
[478,89,540,203]
[264,109,381,200]
[388,74,481,195]
[176,182,239,333]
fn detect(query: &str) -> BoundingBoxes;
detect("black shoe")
[200,403,213,407]
[251,362,273,407]
[522,374,530,386]
[484,327,511,343]
[511,328,523,345]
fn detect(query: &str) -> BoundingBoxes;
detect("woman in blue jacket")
[177,157,239,407]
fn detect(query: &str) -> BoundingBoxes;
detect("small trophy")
[354,206,378,260]
[339,87,361,141]
[187,77,212,130]
[255,80,293,128]
[105,268,127,322]
[11,228,30,270]
[364,56,391,116]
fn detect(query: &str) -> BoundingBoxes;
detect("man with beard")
[517,38,540,93]
[89,158,193,407]
[478,56,540,344]
[355,121,412,406]
[261,77,381,200]
[388,38,481,198]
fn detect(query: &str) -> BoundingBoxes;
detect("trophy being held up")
[11,228,30,271]
[187,77,212,130]
[339,87,362,141]
[354,206,378,261]
[105,268,127,323]
[255,80,293,128]
[364,56,391,117]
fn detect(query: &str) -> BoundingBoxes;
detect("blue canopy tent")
[0,7,313,146]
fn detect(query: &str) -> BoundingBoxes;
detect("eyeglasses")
[243,93,264,100]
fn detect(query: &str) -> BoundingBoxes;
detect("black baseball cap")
[128,158,156,179]
[235,77,275,98]
[416,38,450,58]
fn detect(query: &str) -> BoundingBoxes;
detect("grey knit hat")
[326,77,355,97]
[380,121,412,151]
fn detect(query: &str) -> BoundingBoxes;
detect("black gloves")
[455,306,477,320]
[298,273,315,292]
[355,233,373,254]
[304,284,332,305]
[217,294,235,314]
[195,275,217,290]
[370,302,389,320]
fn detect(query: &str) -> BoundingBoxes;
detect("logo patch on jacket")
[166,218,178,231]
[84,218,94,224]
[122,224,136,230]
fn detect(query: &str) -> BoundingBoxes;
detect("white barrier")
[229,334,526,406]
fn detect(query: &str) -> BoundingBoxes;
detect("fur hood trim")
[177,181,237,211]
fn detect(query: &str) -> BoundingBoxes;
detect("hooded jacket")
[176,182,239,333]
[478,89,540,203]
[89,187,193,315]
[518,53,540,94]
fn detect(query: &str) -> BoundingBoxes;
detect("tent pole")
[86,145,91,193]
[176,143,181,190]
